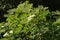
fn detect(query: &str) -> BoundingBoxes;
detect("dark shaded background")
[29,0,60,11]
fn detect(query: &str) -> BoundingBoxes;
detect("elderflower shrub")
[0,1,60,40]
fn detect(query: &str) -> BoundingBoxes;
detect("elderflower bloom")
[28,14,35,21]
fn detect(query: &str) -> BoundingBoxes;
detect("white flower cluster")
[28,14,35,21]
[3,30,13,37]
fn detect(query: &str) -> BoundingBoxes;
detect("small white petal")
[44,7,48,9]
[3,32,9,37]
[31,14,35,17]
[57,26,60,27]
[28,17,32,21]
[32,35,36,38]
[1,26,5,28]
[9,30,13,33]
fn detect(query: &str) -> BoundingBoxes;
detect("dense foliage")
[0,0,25,22]
[1,0,60,22]
[0,1,60,40]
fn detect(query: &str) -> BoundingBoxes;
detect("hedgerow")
[0,1,60,40]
